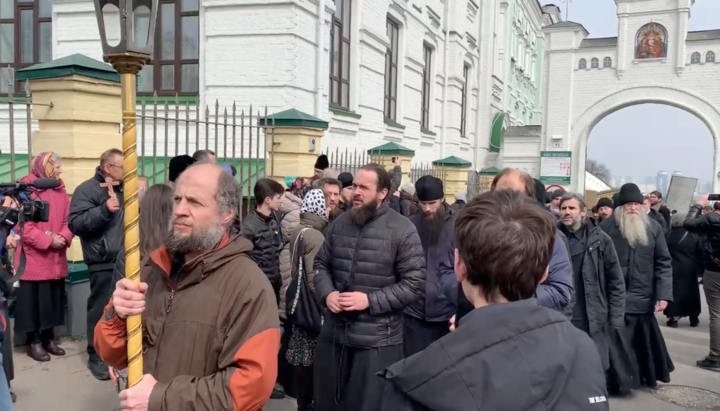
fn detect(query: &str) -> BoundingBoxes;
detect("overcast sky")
[539,0,720,184]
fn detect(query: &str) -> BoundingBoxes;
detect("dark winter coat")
[684,205,720,272]
[68,167,124,272]
[314,204,426,348]
[451,200,466,212]
[399,192,418,217]
[241,209,284,286]
[600,216,673,314]
[649,208,668,234]
[379,299,609,411]
[559,218,626,369]
[663,227,703,318]
[404,204,456,323]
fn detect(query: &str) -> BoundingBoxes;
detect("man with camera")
[683,195,720,372]
[68,148,125,381]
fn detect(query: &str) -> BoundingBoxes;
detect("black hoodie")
[379,299,609,411]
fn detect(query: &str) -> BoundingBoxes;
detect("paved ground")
[9,290,720,410]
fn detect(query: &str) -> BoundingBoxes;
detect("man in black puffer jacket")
[68,148,125,381]
[684,197,720,372]
[313,163,425,411]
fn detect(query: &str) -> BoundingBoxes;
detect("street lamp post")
[92,0,158,389]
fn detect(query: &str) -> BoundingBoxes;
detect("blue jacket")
[452,231,574,319]
[404,205,457,322]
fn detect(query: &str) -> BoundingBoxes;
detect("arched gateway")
[530,0,720,193]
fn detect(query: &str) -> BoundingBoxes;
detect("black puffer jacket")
[314,204,426,348]
[68,167,124,272]
[240,209,284,286]
[684,205,720,272]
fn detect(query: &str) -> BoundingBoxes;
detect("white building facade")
[509,0,720,192]
[0,0,562,172]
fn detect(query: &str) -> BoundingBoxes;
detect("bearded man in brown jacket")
[94,163,280,411]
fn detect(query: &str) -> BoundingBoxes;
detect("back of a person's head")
[454,189,556,303]
[139,184,174,256]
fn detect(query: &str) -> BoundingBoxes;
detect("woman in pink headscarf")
[14,152,73,362]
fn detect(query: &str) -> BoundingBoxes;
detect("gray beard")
[616,207,650,247]
[563,216,583,233]
[166,218,226,254]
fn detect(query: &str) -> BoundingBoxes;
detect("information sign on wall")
[540,151,572,186]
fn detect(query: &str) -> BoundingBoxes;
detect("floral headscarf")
[33,152,57,179]
[300,189,327,220]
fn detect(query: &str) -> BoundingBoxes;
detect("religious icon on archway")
[635,23,668,59]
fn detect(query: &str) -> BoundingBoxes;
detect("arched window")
[691,52,701,64]
[578,58,587,69]
[591,58,599,69]
[635,22,668,59]
[603,57,612,68]
[707,51,716,63]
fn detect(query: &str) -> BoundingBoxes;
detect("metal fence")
[466,170,495,199]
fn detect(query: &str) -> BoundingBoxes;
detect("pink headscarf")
[32,152,58,179]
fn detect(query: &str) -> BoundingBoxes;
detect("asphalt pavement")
[10,290,720,411]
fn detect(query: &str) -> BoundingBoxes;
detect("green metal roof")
[433,155,472,168]
[480,166,502,175]
[258,108,329,129]
[15,54,120,83]
[489,112,506,153]
[367,142,415,156]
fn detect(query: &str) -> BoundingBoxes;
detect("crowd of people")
[0,149,717,410]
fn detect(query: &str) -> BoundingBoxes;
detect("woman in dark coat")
[664,212,703,327]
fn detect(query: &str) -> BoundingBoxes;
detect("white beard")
[616,207,650,247]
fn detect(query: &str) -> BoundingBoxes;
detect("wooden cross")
[100,177,120,200]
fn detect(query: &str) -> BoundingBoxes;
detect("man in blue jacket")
[452,168,573,323]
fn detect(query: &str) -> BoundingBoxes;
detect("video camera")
[0,178,59,228]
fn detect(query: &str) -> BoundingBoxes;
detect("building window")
[460,63,469,138]
[0,0,52,93]
[603,57,612,68]
[330,0,351,109]
[137,0,199,96]
[384,18,399,121]
[421,43,432,129]
[578,58,587,69]
[707,51,715,63]
[691,52,701,64]
[591,58,599,69]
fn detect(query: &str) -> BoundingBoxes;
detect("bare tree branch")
[586,159,612,185]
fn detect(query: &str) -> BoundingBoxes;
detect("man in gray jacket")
[313,163,425,411]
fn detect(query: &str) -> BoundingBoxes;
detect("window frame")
[0,0,52,93]
[383,18,399,122]
[603,57,612,68]
[460,63,469,138]
[578,58,587,69]
[421,43,432,129]
[329,0,351,110]
[138,0,199,96]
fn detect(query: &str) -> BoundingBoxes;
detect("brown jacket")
[94,232,280,411]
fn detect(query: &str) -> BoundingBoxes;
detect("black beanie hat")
[612,192,619,208]
[415,176,444,202]
[533,179,546,205]
[338,172,353,189]
[552,189,565,200]
[314,154,329,170]
[168,155,196,183]
[617,183,644,206]
[596,198,613,210]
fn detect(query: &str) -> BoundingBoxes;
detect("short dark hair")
[358,163,391,193]
[254,178,284,205]
[490,168,536,200]
[650,190,662,199]
[100,148,123,167]
[454,189,556,303]
[192,149,215,162]
[318,177,342,192]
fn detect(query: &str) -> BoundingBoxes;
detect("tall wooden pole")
[107,53,148,388]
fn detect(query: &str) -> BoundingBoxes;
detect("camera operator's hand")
[113,278,148,320]
[6,233,19,249]
[2,196,18,209]
[106,197,121,213]
[50,234,66,249]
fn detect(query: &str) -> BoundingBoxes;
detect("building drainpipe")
[473,0,485,170]
[440,0,450,158]
[315,0,326,117]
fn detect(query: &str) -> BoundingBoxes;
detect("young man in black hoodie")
[380,189,608,411]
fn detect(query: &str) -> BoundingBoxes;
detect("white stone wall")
[585,171,611,192]
[538,0,720,193]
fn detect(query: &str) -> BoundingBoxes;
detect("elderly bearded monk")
[94,163,280,411]
[600,183,673,395]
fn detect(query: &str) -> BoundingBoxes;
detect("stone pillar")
[16,54,121,263]
[367,142,415,187]
[260,108,328,186]
[433,156,472,203]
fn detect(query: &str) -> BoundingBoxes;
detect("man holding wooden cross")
[69,148,125,381]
